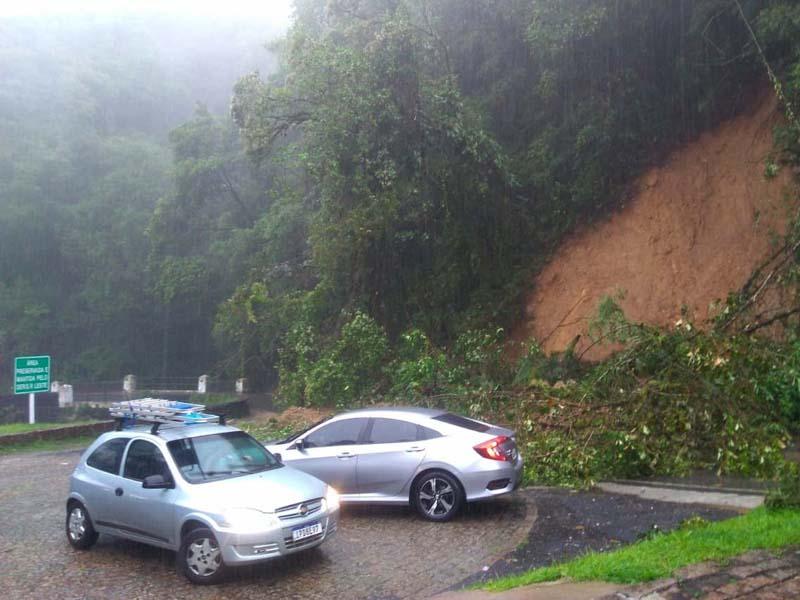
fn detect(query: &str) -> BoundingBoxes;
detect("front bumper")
[217,508,339,565]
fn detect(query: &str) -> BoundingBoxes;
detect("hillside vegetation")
[220,0,800,401]
[4,1,800,485]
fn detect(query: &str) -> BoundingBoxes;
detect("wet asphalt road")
[459,488,737,589]
[1,448,738,599]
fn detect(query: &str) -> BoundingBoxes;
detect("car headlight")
[324,486,340,512]
[220,508,279,530]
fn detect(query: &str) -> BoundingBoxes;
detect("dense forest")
[2,0,800,400]
[7,0,800,485]
[0,14,282,381]
[218,0,800,400]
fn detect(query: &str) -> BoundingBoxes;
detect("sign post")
[14,355,51,424]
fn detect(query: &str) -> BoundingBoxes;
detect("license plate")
[292,522,322,541]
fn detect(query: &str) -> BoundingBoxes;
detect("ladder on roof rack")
[110,398,222,431]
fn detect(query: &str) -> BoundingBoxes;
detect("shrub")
[388,329,450,397]
[279,311,389,408]
[452,327,510,385]
[766,462,800,509]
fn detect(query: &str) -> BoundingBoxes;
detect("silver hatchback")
[66,423,339,584]
[266,407,523,521]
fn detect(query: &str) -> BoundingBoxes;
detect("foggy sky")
[0,0,293,24]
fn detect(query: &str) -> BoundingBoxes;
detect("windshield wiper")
[249,463,282,473]
[205,465,276,477]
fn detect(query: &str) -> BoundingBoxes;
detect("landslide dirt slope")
[518,92,795,360]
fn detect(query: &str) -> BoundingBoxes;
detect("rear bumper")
[462,454,524,502]
[218,509,338,565]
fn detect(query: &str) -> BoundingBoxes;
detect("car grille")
[275,498,323,521]
[283,529,325,550]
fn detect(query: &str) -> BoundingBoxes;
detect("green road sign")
[14,355,51,394]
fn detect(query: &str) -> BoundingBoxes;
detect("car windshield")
[167,431,281,483]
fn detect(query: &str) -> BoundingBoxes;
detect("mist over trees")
[2,1,800,399]
[0,14,283,382]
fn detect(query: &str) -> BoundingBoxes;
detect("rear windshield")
[432,413,490,432]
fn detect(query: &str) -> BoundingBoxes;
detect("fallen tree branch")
[577,323,642,361]
[720,238,800,331]
[541,292,589,344]
[743,306,800,334]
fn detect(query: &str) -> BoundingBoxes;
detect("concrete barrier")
[0,398,252,448]
[0,421,115,448]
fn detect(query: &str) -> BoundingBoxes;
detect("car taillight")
[474,436,512,461]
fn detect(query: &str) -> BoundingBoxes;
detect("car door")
[115,439,178,546]
[355,418,432,498]
[284,417,368,494]
[81,437,130,526]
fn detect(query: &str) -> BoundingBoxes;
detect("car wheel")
[66,502,99,549]
[179,527,227,585]
[412,470,463,522]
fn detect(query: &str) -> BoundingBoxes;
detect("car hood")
[187,465,326,513]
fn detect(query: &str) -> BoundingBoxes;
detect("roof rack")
[110,398,224,433]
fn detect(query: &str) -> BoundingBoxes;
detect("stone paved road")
[0,448,536,600]
[608,548,800,599]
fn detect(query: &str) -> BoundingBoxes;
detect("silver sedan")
[265,407,523,521]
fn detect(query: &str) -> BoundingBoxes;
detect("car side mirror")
[273,452,282,463]
[294,438,305,451]
[143,474,174,489]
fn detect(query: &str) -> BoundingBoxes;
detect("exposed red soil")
[248,406,333,428]
[517,92,795,360]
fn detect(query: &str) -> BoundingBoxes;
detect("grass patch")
[238,420,296,443]
[0,420,99,436]
[484,507,800,591]
[0,435,96,455]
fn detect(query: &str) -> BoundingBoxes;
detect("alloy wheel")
[418,476,456,517]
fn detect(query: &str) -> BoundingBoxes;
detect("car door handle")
[115,487,123,497]
[405,446,425,453]
[336,451,355,459]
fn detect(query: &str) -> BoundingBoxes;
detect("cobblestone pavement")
[605,548,800,600]
[0,448,536,600]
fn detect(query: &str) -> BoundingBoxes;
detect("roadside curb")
[0,421,114,447]
[596,481,764,510]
